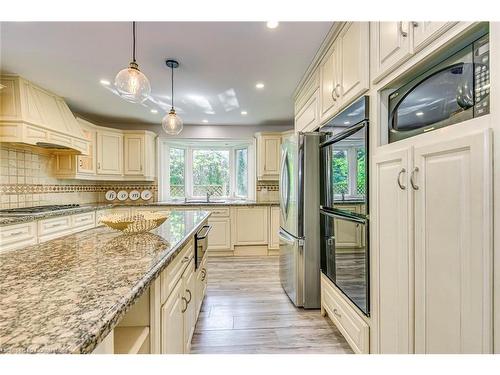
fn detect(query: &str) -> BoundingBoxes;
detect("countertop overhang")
[0,210,210,354]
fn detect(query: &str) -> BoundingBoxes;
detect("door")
[372,22,412,82]
[412,22,455,51]
[413,130,492,353]
[319,42,341,122]
[279,228,302,307]
[160,279,184,354]
[339,22,370,108]
[207,217,231,251]
[124,134,144,175]
[182,261,196,353]
[97,130,123,175]
[372,149,412,354]
[279,133,299,236]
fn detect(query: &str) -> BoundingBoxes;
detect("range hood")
[0,75,89,154]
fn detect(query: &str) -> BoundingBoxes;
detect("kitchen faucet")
[206,192,212,203]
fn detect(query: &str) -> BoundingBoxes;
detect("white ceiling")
[0,22,332,126]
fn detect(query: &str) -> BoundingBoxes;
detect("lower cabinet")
[232,206,269,245]
[195,255,208,319]
[268,206,280,250]
[160,274,186,354]
[0,222,37,253]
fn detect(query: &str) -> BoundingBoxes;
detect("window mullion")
[186,147,193,199]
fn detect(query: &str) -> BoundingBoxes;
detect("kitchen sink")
[184,199,227,204]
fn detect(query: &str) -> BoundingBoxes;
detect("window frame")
[158,139,255,201]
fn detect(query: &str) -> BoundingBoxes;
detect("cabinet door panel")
[124,135,144,175]
[97,131,123,175]
[295,89,319,132]
[412,22,455,51]
[233,207,268,245]
[160,279,184,354]
[183,262,196,353]
[77,126,96,174]
[319,43,340,122]
[263,137,280,175]
[339,22,370,108]
[372,22,412,82]
[414,131,492,353]
[372,149,412,354]
[269,206,280,249]
[207,217,231,250]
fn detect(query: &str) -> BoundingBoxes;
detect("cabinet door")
[258,136,281,179]
[413,131,492,353]
[295,89,319,132]
[269,206,280,249]
[77,126,96,174]
[319,42,340,123]
[371,22,412,82]
[412,22,455,51]
[334,204,363,248]
[338,22,370,108]
[207,217,231,251]
[182,261,196,353]
[372,149,412,354]
[97,131,123,175]
[160,279,184,354]
[124,134,145,175]
[233,207,269,245]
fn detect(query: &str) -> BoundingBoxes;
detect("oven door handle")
[196,225,212,240]
[320,209,366,225]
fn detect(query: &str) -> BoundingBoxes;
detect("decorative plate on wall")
[117,190,129,201]
[141,190,153,201]
[105,190,117,201]
[129,190,141,201]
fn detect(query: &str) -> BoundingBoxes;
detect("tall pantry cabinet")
[372,130,493,353]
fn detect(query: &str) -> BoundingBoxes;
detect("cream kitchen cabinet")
[232,206,269,246]
[256,132,281,180]
[295,71,320,132]
[97,129,123,175]
[319,41,341,123]
[372,130,492,353]
[0,222,37,253]
[207,217,231,251]
[371,21,413,83]
[160,275,185,354]
[195,255,208,319]
[182,260,196,353]
[123,131,156,180]
[268,206,280,250]
[412,22,456,52]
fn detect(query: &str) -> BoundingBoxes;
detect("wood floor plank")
[191,256,353,354]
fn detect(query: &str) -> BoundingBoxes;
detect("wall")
[0,145,156,209]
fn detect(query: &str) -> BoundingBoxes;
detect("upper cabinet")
[0,75,89,154]
[294,72,320,133]
[123,132,156,180]
[371,21,457,83]
[255,132,281,180]
[97,129,123,175]
[319,42,341,123]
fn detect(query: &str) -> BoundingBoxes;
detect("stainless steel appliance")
[194,224,211,270]
[279,132,321,308]
[0,204,80,217]
[319,96,370,316]
[388,32,489,143]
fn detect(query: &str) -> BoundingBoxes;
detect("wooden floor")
[191,256,353,354]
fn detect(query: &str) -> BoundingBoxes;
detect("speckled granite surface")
[0,210,210,354]
[0,201,278,226]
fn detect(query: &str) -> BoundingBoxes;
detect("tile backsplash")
[256,181,279,202]
[0,145,157,209]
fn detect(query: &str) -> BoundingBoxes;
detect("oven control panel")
[474,34,490,117]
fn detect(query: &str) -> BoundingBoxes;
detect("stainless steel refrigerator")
[279,132,321,308]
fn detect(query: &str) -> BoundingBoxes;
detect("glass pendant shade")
[114,62,151,103]
[162,109,183,135]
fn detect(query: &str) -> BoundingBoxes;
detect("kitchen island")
[0,210,210,354]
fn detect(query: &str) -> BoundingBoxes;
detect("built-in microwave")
[388,33,489,143]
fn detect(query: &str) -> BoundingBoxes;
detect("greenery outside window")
[332,145,366,199]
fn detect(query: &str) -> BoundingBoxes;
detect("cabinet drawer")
[0,222,37,252]
[160,240,194,304]
[38,216,72,242]
[200,207,230,217]
[72,212,96,232]
[321,274,369,353]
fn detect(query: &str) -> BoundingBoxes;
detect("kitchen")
[0,1,499,371]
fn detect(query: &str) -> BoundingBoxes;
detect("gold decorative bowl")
[99,212,169,234]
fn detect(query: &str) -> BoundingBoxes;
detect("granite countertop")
[0,201,279,226]
[0,210,210,354]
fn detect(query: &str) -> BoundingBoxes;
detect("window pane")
[356,148,366,196]
[235,148,248,197]
[169,148,185,197]
[192,149,230,197]
[332,149,348,195]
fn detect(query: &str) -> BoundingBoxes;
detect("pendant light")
[162,59,183,135]
[114,22,151,103]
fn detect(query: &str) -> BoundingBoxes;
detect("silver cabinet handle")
[399,21,408,37]
[410,167,419,190]
[334,84,341,98]
[181,297,188,313]
[397,168,406,190]
[185,289,192,304]
[333,308,342,318]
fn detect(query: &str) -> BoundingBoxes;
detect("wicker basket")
[99,212,169,234]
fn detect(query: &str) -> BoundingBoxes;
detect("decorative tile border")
[256,181,279,191]
[0,183,158,195]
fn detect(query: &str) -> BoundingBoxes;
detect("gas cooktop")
[0,204,81,216]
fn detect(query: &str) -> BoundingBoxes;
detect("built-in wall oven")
[320,96,370,316]
[388,30,489,143]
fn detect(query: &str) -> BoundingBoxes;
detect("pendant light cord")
[171,65,174,110]
[132,21,136,63]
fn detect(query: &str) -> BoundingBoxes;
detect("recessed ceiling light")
[241,111,248,115]
[416,111,424,116]
[255,82,265,89]
[266,21,279,29]
[100,79,111,86]
[202,119,209,123]
[150,109,158,114]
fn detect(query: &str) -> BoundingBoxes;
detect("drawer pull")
[181,297,188,313]
[333,308,342,318]
[181,256,190,263]
[48,223,64,228]
[201,268,207,281]
[8,230,26,236]
[185,289,192,303]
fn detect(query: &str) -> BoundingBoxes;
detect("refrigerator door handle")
[279,150,290,219]
[279,229,304,246]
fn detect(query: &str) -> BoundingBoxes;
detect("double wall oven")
[320,96,370,316]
